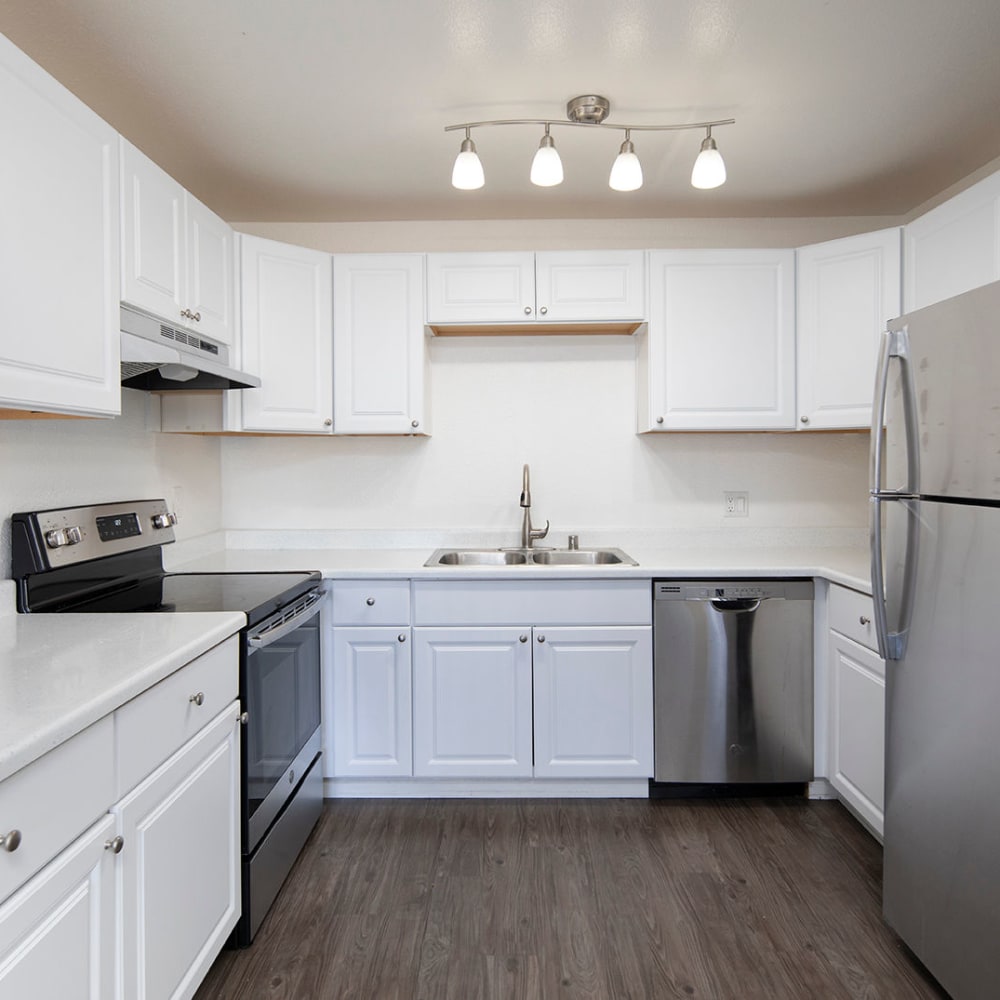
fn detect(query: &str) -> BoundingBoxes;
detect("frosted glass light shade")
[691,136,726,189]
[609,139,643,191]
[452,138,485,190]
[530,135,563,187]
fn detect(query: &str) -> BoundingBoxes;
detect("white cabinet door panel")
[646,250,796,430]
[796,228,901,430]
[329,627,412,777]
[535,250,645,321]
[240,235,333,433]
[412,628,532,777]
[186,198,235,346]
[533,627,653,778]
[425,253,535,323]
[0,814,115,1000]
[0,34,120,416]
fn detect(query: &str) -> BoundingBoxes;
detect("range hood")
[120,304,261,391]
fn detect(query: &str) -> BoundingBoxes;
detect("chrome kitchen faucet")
[519,463,550,549]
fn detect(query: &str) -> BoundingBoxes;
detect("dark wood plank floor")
[195,798,946,1000]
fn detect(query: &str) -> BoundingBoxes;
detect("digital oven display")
[96,512,142,542]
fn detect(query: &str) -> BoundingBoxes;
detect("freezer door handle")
[870,326,920,497]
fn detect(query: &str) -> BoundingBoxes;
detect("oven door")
[243,588,323,852]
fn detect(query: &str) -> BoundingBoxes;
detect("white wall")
[221,333,869,542]
[0,390,222,580]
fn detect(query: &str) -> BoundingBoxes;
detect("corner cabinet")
[120,138,235,347]
[0,32,121,418]
[425,250,646,330]
[639,250,796,431]
[796,229,901,430]
[238,235,334,433]
[333,254,427,434]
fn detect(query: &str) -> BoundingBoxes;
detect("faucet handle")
[530,519,550,541]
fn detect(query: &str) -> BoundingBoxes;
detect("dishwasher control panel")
[654,579,814,601]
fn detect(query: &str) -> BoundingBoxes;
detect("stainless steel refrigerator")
[870,279,1000,1000]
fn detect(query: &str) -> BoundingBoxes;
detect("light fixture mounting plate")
[566,95,611,125]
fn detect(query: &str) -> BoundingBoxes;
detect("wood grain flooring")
[195,798,946,1000]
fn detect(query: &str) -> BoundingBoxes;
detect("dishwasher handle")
[710,598,762,613]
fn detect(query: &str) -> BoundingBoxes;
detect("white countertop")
[0,611,244,783]
[170,544,872,593]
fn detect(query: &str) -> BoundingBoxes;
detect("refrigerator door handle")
[870,326,920,497]
[870,494,920,662]
[870,495,892,660]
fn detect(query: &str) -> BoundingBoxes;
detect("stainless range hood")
[120,304,261,391]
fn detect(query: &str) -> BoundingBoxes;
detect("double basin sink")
[425,547,637,567]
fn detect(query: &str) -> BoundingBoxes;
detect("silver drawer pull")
[859,615,871,625]
[0,829,22,853]
[104,835,125,855]
[190,692,205,706]
[366,597,376,606]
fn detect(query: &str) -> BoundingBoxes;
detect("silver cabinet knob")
[519,634,528,643]
[800,415,810,424]
[398,633,407,643]
[411,420,419,428]
[239,712,249,725]
[180,309,191,320]
[0,829,22,853]
[366,597,375,606]
[537,634,546,643]
[523,306,532,315]
[324,418,332,427]
[539,306,548,315]
[191,312,201,322]
[655,416,664,425]
[189,692,205,706]
[859,615,871,625]
[104,835,124,855]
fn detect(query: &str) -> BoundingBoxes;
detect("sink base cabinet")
[0,814,116,1000]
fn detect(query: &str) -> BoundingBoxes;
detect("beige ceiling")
[2,0,1000,223]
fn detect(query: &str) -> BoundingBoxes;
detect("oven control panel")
[12,499,178,571]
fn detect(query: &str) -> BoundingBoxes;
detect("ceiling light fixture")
[446,95,734,193]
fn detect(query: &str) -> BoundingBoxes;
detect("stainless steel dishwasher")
[653,579,814,784]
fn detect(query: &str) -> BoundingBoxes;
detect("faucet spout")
[520,463,530,508]
[518,464,549,549]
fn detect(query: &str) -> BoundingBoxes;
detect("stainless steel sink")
[425,547,637,567]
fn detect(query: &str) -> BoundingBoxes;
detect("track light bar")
[446,95,734,193]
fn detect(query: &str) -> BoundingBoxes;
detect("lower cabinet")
[826,584,886,838]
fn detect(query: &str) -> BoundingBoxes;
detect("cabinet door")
[0,815,116,1000]
[425,252,535,324]
[0,34,120,417]
[904,169,1000,312]
[115,703,240,1000]
[333,254,426,434]
[644,250,796,430]
[412,628,532,777]
[828,630,885,838]
[239,235,333,433]
[185,195,235,346]
[535,250,646,322]
[120,139,186,328]
[533,626,653,778]
[796,229,901,430]
[328,627,412,777]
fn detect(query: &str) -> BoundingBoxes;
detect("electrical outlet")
[724,491,749,517]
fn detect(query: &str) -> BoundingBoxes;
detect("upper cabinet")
[0,33,121,418]
[639,250,796,431]
[904,170,1000,312]
[333,254,427,434]
[796,229,901,431]
[120,139,235,346]
[239,234,333,434]
[425,250,646,330]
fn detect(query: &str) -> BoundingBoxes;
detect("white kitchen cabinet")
[639,249,796,431]
[532,626,653,778]
[239,234,333,433]
[333,254,427,434]
[114,702,240,1000]
[120,139,235,346]
[412,627,534,778]
[425,250,645,328]
[0,814,117,1000]
[826,584,885,839]
[904,168,1000,312]
[0,33,121,418]
[796,229,901,430]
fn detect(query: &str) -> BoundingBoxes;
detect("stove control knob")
[45,525,83,548]
[151,511,178,530]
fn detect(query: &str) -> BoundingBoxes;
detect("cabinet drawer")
[331,580,410,625]
[828,584,879,650]
[0,717,114,905]
[115,636,239,797]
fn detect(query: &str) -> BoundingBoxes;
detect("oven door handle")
[247,589,324,649]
